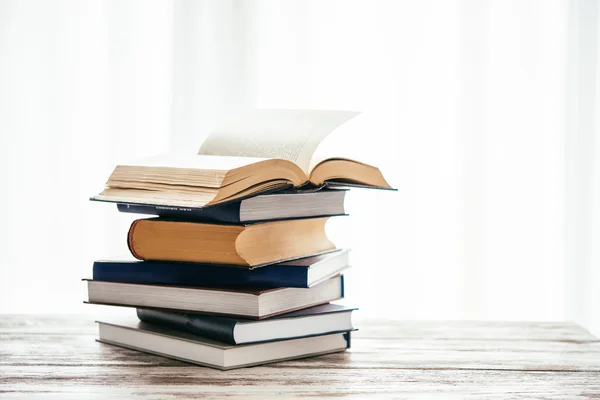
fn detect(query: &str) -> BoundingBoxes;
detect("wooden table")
[1,316,599,399]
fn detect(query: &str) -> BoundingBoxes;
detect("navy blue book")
[137,303,356,345]
[93,249,349,289]
[114,189,347,223]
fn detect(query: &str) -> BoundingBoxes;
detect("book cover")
[136,303,357,345]
[126,217,337,267]
[85,275,345,319]
[114,188,348,223]
[97,319,352,370]
[93,249,349,288]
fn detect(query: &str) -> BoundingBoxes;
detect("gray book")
[97,319,351,370]
[86,275,344,319]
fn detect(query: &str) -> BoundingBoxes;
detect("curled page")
[198,109,360,174]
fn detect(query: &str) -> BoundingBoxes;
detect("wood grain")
[1,315,599,399]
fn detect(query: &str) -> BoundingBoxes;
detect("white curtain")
[0,0,598,335]
[0,0,174,314]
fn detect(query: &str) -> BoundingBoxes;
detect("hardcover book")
[136,303,356,345]
[126,217,337,266]
[115,189,347,223]
[91,110,394,209]
[93,249,350,288]
[86,275,344,319]
[97,319,351,370]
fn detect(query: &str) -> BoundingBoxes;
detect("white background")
[0,0,598,335]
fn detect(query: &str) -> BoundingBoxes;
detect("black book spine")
[136,309,239,345]
[344,331,352,349]
[117,202,242,223]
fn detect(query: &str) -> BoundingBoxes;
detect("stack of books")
[86,110,393,370]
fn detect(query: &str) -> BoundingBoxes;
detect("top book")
[92,110,393,209]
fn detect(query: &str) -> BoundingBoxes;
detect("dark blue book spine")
[117,202,242,223]
[93,261,310,288]
[137,309,239,345]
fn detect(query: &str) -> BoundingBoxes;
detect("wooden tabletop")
[1,315,600,399]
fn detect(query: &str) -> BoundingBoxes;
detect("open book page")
[198,109,360,174]
[308,112,392,172]
[121,154,268,171]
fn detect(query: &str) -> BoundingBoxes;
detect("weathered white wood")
[352,318,599,341]
[1,367,599,399]
[2,316,597,341]
[1,315,599,399]
[2,334,600,372]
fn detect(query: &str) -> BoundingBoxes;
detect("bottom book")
[97,320,351,370]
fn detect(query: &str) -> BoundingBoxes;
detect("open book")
[92,110,393,208]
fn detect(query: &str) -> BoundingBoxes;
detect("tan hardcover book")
[92,110,393,209]
[126,217,335,266]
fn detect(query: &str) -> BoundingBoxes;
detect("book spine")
[344,331,352,349]
[92,261,311,288]
[136,309,238,345]
[117,203,243,223]
[127,220,142,260]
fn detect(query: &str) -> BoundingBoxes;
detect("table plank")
[2,316,598,342]
[354,318,599,342]
[2,333,600,372]
[1,315,599,399]
[2,367,600,399]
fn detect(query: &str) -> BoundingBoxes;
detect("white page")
[198,109,360,174]
[309,112,384,170]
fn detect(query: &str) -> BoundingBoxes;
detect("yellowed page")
[119,154,267,170]
[198,109,360,174]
